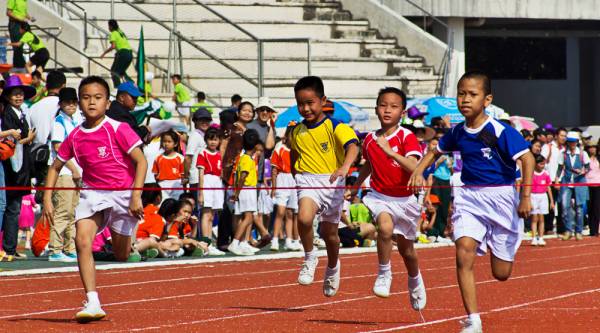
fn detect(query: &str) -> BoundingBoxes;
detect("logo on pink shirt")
[98,146,109,158]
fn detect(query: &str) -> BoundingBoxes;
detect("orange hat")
[429,194,440,205]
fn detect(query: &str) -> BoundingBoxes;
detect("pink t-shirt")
[92,228,112,252]
[57,117,142,189]
[532,170,552,194]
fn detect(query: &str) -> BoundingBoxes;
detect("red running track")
[1,239,600,332]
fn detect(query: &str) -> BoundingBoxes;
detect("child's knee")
[76,234,92,251]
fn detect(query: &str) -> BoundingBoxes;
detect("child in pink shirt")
[530,154,554,246]
[42,76,147,324]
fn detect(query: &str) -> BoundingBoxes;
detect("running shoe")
[207,245,225,256]
[75,301,106,323]
[408,275,427,311]
[373,272,392,298]
[298,256,319,285]
[323,261,341,297]
[240,242,260,253]
[531,237,539,246]
[227,242,252,256]
[459,318,483,333]
[538,237,547,246]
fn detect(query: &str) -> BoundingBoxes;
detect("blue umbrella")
[275,100,355,128]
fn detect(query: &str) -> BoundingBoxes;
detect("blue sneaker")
[65,252,78,262]
[48,253,68,262]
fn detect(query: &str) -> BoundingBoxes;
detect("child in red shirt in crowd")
[530,154,554,246]
[197,128,225,256]
[153,130,184,200]
[354,87,427,310]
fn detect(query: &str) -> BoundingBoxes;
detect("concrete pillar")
[445,17,465,97]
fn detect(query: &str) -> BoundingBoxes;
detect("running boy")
[42,76,147,323]
[291,76,359,297]
[408,71,534,333]
[353,87,426,311]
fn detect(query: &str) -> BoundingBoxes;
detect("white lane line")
[358,287,600,332]
[97,264,600,332]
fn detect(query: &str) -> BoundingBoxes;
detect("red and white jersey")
[152,153,184,181]
[363,126,422,197]
[196,149,222,177]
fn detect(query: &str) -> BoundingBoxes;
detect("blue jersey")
[437,117,529,186]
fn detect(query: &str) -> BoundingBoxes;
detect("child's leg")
[135,238,158,252]
[75,214,101,294]
[292,213,300,240]
[297,198,318,252]
[253,213,269,237]
[273,205,286,241]
[376,213,394,266]
[455,237,480,315]
[234,212,254,241]
[537,214,545,237]
[490,253,513,281]
[530,215,538,239]
[319,222,340,269]
[200,208,214,239]
[358,223,377,240]
[396,235,419,277]
[109,229,132,262]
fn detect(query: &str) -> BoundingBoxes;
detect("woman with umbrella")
[0,75,37,261]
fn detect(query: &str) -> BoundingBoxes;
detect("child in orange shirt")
[134,185,165,259]
[153,130,184,200]
[164,198,207,256]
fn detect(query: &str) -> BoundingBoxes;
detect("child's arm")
[547,185,555,210]
[376,135,419,173]
[129,147,148,219]
[330,142,359,184]
[271,166,279,198]
[408,149,442,194]
[42,158,66,226]
[517,151,535,218]
[230,171,248,202]
[197,167,205,206]
[351,160,371,197]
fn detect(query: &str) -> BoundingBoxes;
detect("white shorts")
[257,188,273,215]
[177,101,193,116]
[158,179,184,202]
[202,174,224,209]
[452,186,523,262]
[295,173,344,223]
[234,188,257,215]
[273,173,298,211]
[75,189,138,237]
[362,190,420,240]
[531,193,549,215]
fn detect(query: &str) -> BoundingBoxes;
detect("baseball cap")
[192,107,212,121]
[117,81,142,98]
[58,87,78,102]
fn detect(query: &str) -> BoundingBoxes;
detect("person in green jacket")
[100,19,133,88]
[7,22,49,74]
[6,0,34,68]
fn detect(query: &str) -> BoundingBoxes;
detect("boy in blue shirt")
[409,71,534,333]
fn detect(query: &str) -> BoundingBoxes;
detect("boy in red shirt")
[354,87,427,310]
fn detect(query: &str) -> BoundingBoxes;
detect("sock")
[285,237,292,245]
[326,260,340,274]
[408,271,422,289]
[304,247,317,261]
[232,239,240,247]
[378,261,391,276]
[468,313,481,323]
[200,236,212,246]
[87,291,100,305]
[272,237,279,245]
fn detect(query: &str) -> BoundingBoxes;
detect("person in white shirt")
[540,127,567,235]
[183,108,212,209]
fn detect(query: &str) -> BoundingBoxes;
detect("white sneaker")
[459,318,483,333]
[323,261,341,297]
[436,236,453,244]
[207,245,226,256]
[227,242,252,256]
[241,242,260,253]
[531,237,539,246]
[270,241,279,251]
[314,237,326,248]
[75,301,106,323]
[373,273,392,298]
[538,237,546,246]
[408,276,427,311]
[292,240,304,251]
[298,256,319,285]
[427,236,437,243]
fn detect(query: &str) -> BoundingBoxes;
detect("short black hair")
[345,176,358,187]
[31,71,42,79]
[46,71,66,90]
[141,183,162,206]
[197,91,206,100]
[238,101,255,117]
[171,74,181,81]
[204,127,219,142]
[178,192,195,205]
[532,128,546,138]
[108,19,119,31]
[534,153,545,164]
[160,130,180,147]
[520,129,532,137]
[231,94,242,104]
[294,76,325,98]
[557,127,568,135]
[78,75,110,98]
[158,198,179,220]
[376,87,407,109]
[242,129,261,151]
[458,70,492,95]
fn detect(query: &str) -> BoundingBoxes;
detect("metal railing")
[380,0,454,96]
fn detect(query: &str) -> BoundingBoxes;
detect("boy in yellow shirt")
[228,129,263,256]
[291,76,359,297]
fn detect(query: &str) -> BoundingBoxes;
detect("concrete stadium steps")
[77,0,350,22]
[88,55,434,78]
[84,37,405,60]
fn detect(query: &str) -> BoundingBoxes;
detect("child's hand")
[189,216,198,225]
[330,167,348,184]
[517,196,532,219]
[10,129,21,140]
[550,202,555,210]
[229,194,238,203]
[128,196,144,219]
[376,135,393,156]
[408,172,425,195]
[42,200,54,227]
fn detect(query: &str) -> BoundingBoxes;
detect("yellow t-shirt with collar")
[291,116,358,174]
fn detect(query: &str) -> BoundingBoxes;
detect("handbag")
[0,138,15,161]
[30,142,50,164]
